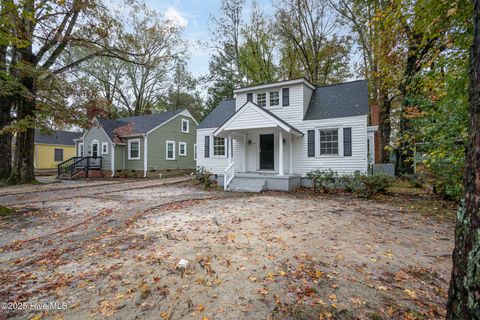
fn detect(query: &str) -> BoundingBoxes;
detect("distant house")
[34,129,80,169]
[73,109,198,177]
[196,78,377,192]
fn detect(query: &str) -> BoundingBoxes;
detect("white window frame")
[128,139,141,160]
[179,142,187,156]
[181,119,189,133]
[78,142,84,157]
[213,137,226,157]
[194,144,197,160]
[256,92,266,107]
[269,91,279,107]
[166,140,176,160]
[318,128,340,156]
[101,142,109,155]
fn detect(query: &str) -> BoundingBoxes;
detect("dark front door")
[259,134,274,170]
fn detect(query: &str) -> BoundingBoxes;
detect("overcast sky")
[143,0,222,77]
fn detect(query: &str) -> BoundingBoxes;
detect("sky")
[143,0,222,77]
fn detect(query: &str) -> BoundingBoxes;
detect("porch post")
[289,133,293,174]
[243,135,247,172]
[279,130,284,176]
[228,134,233,164]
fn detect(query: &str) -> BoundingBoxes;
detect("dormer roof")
[233,77,315,94]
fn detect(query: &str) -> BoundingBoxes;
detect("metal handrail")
[57,156,102,179]
[224,161,235,191]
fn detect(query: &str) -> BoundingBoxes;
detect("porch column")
[289,133,293,174]
[243,135,247,172]
[228,134,233,164]
[279,130,284,176]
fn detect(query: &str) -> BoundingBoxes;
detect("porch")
[217,172,301,192]
[212,102,304,192]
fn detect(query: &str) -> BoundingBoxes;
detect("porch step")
[227,177,267,193]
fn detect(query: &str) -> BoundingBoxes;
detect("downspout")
[143,134,148,178]
[111,143,115,177]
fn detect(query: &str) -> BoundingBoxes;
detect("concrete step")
[227,178,267,192]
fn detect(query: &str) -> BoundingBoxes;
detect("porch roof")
[213,102,304,137]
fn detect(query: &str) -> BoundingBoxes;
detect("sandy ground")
[0,178,454,320]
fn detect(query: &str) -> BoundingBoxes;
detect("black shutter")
[282,88,289,106]
[204,136,210,158]
[307,130,315,157]
[343,127,352,156]
[247,93,253,102]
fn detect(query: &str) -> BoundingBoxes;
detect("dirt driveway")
[0,178,454,319]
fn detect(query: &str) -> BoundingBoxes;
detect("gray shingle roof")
[118,109,185,133]
[97,109,186,140]
[97,119,129,141]
[34,129,81,146]
[304,80,369,120]
[198,99,236,128]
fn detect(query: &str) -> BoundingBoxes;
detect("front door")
[259,134,274,170]
[90,142,101,167]
[92,143,98,157]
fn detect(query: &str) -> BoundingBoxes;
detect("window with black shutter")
[282,88,289,106]
[247,93,253,102]
[204,136,210,158]
[307,130,315,157]
[343,127,352,156]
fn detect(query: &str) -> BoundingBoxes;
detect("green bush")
[306,170,393,198]
[306,169,338,193]
[360,173,394,198]
[195,166,214,189]
[340,173,364,193]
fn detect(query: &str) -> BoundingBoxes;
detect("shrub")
[306,169,338,193]
[359,173,394,198]
[340,173,364,194]
[195,166,214,189]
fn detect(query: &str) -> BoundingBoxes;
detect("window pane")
[257,93,266,107]
[167,143,174,158]
[319,129,339,155]
[130,142,139,158]
[213,137,225,156]
[54,149,63,161]
[269,91,279,106]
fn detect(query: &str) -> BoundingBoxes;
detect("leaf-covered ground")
[0,178,455,319]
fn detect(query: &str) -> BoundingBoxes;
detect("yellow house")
[34,129,81,169]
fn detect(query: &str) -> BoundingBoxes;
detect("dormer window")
[257,93,266,107]
[269,91,279,107]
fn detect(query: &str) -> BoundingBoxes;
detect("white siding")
[196,128,246,174]
[235,84,305,122]
[200,82,369,176]
[292,115,368,175]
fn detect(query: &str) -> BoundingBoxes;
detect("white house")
[196,78,377,192]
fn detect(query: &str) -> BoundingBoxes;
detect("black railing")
[57,156,102,179]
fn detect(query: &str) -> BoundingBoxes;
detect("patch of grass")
[0,205,15,216]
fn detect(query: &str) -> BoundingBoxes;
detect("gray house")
[73,109,198,177]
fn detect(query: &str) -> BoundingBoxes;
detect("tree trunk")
[446,0,480,317]
[7,44,36,184]
[378,89,391,164]
[8,97,36,184]
[0,99,12,181]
